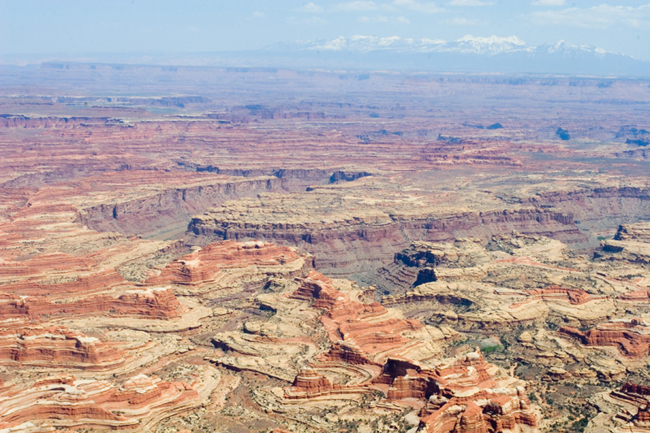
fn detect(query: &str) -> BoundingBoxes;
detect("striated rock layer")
[146,240,309,286]
[0,371,218,432]
[190,190,583,276]
[277,269,539,432]
[375,354,537,433]
[561,319,650,358]
[4,72,650,432]
[0,326,127,370]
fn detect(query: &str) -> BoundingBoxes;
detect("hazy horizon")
[2,0,650,61]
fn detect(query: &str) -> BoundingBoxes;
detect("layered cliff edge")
[189,186,650,276]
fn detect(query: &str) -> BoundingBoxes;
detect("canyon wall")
[189,186,650,276]
[77,177,285,237]
[190,207,580,276]
[526,187,650,237]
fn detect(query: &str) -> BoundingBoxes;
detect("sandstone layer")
[2,68,650,432]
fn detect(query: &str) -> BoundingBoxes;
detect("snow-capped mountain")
[262,35,648,76]
[452,35,529,55]
[537,40,608,57]
[268,35,608,57]
[268,35,446,53]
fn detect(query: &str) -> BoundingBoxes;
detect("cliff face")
[526,187,650,236]
[189,185,650,276]
[78,177,285,237]
[0,115,116,129]
[595,221,650,265]
[370,239,490,294]
[614,221,650,242]
[76,168,372,238]
[561,319,650,358]
[190,204,582,276]
[605,382,650,430]
[181,164,335,190]
[398,207,579,244]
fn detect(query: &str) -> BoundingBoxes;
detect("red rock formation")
[610,383,650,427]
[510,285,601,309]
[621,383,650,396]
[317,341,380,366]
[0,374,201,431]
[372,358,437,400]
[561,319,650,357]
[0,256,119,286]
[0,326,127,370]
[284,269,538,431]
[619,289,650,302]
[0,287,182,322]
[292,271,422,359]
[526,286,594,305]
[284,368,369,400]
[286,369,336,398]
[366,352,537,433]
[146,240,307,285]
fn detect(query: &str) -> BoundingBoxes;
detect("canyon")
[0,65,650,432]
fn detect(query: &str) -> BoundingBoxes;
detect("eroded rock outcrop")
[270,266,539,431]
[0,287,183,323]
[372,239,491,293]
[292,270,439,363]
[590,382,650,431]
[615,222,650,242]
[146,240,310,287]
[0,326,127,370]
[0,370,219,432]
[77,175,288,237]
[561,319,650,358]
[374,352,538,433]
[596,221,650,266]
[6,74,650,432]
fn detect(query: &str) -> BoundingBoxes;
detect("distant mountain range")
[266,35,606,56]
[2,35,648,76]
[261,35,650,76]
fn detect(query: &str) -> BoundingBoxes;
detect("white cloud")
[449,0,492,5]
[332,1,378,11]
[393,0,443,13]
[298,2,324,12]
[530,3,650,28]
[397,16,411,23]
[252,11,266,18]
[359,15,389,22]
[531,0,565,5]
[448,17,479,24]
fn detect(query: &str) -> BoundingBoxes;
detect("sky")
[1,0,650,60]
